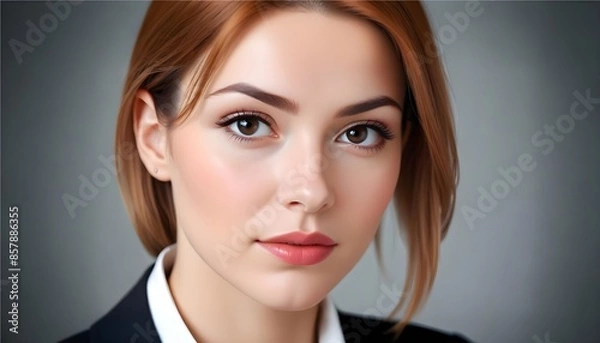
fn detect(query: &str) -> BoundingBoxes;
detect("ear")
[133,89,171,182]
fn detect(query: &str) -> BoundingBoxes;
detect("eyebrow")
[208,82,403,117]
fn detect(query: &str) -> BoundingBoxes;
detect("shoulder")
[59,264,473,343]
[58,265,157,343]
[338,310,473,343]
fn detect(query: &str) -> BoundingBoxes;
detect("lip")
[257,232,337,266]
[259,232,336,246]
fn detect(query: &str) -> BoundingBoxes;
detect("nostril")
[286,201,306,212]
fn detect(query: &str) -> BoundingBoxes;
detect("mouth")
[256,231,337,265]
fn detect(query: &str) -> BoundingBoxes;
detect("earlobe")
[133,89,171,182]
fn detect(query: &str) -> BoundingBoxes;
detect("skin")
[135,9,407,343]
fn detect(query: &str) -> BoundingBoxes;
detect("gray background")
[2,1,599,342]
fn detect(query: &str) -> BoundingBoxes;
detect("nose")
[276,153,335,213]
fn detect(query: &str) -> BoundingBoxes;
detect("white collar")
[147,244,345,343]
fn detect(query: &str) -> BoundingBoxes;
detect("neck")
[168,239,321,343]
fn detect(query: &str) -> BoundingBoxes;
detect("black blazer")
[60,265,472,343]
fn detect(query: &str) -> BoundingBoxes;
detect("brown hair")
[115,0,458,336]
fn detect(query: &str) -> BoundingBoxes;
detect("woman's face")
[167,10,405,310]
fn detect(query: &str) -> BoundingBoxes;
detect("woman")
[62,1,469,342]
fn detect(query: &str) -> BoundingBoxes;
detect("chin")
[245,273,334,311]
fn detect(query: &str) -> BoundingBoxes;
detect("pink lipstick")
[257,232,337,266]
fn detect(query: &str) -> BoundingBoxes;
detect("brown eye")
[237,118,260,136]
[345,127,368,144]
[225,114,273,138]
[337,123,387,149]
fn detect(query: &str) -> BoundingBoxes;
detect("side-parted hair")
[115,0,458,336]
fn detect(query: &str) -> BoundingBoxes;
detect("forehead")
[207,9,405,108]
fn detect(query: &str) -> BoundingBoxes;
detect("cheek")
[316,151,400,281]
[332,153,401,242]
[168,129,273,245]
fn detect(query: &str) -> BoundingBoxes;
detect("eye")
[337,121,394,149]
[340,126,377,145]
[215,110,275,141]
[228,116,272,137]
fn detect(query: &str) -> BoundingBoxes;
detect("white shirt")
[147,244,345,343]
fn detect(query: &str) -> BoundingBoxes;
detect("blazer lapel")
[89,265,161,343]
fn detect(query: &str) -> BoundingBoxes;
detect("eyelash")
[215,109,395,152]
[215,109,275,143]
[349,120,394,153]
